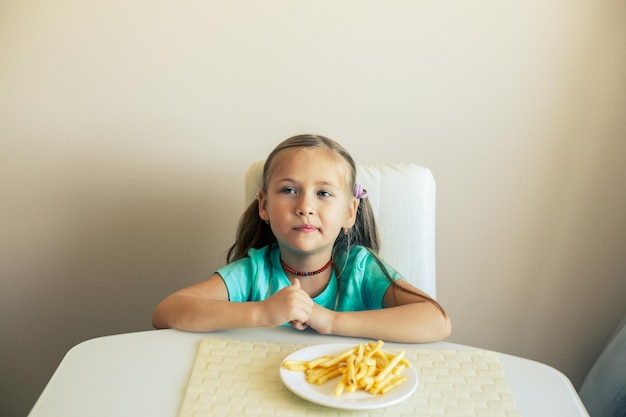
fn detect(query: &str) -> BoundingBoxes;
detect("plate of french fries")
[280,340,417,410]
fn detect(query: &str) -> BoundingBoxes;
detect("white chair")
[244,161,437,298]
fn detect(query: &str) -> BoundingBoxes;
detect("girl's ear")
[257,190,269,222]
[343,197,359,228]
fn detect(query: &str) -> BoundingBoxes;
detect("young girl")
[152,134,451,343]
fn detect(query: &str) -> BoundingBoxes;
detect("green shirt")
[217,244,402,313]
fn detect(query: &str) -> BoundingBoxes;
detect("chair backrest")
[244,161,437,298]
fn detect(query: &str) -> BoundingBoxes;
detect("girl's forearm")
[151,294,267,332]
[329,303,451,343]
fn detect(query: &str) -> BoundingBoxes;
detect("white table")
[28,328,589,417]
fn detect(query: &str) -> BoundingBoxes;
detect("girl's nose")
[297,207,314,216]
[296,195,314,216]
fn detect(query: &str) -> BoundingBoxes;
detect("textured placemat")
[178,338,520,417]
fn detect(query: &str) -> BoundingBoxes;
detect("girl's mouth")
[296,225,318,232]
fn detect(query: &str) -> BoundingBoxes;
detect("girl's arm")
[151,274,314,331]
[306,280,452,343]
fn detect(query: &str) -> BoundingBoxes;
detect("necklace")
[280,259,333,276]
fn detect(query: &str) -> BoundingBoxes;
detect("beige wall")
[1,1,625,415]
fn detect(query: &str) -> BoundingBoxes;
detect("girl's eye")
[280,187,296,195]
[318,190,332,198]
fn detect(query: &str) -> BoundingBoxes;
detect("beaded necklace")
[280,259,333,276]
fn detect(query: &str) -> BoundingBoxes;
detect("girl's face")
[258,147,359,261]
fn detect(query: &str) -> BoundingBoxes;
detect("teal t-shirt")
[216,244,403,313]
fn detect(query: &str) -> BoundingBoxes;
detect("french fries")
[282,340,410,397]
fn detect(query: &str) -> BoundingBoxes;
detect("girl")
[152,135,451,343]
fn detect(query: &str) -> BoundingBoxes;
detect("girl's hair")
[227,134,379,262]
[226,134,446,316]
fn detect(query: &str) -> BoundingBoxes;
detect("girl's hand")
[260,278,314,328]
[300,303,335,335]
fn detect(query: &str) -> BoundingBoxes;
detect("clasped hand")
[260,278,333,333]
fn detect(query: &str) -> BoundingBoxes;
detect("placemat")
[178,338,520,417]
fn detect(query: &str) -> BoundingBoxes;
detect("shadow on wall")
[0,150,237,417]
[579,315,626,417]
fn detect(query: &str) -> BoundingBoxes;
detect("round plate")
[280,343,418,410]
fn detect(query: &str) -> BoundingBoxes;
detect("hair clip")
[354,183,369,199]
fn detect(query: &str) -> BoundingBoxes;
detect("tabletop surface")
[28,328,590,417]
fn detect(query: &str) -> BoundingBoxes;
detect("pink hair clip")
[354,183,369,199]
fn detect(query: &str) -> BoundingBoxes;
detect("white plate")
[280,343,418,410]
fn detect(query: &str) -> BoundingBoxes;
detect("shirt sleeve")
[359,249,403,309]
[336,247,403,311]
[216,246,288,302]
[216,256,255,302]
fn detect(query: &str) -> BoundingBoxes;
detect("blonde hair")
[227,134,379,263]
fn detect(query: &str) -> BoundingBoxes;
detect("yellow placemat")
[178,338,520,417]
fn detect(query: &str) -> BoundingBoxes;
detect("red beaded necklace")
[280,259,333,276]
